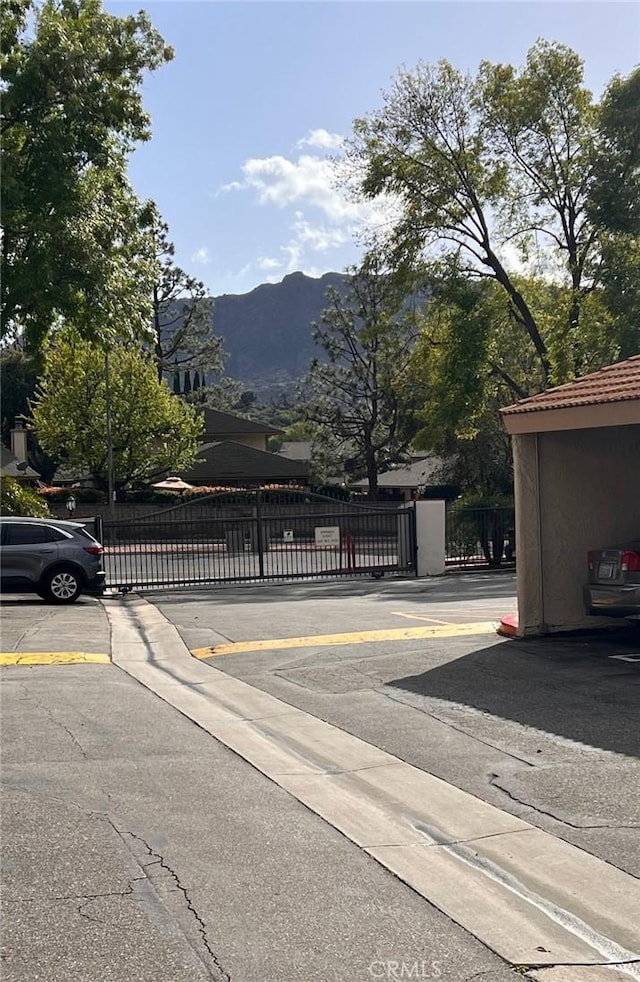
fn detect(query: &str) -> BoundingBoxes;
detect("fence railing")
[445,505,515,568]
[99,492,417,589]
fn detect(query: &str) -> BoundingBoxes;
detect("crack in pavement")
[28,691,89,760]
[1,781,231,980]
[111,825,231,982]
[489,775,640,833]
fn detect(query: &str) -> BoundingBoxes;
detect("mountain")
[211,271,347,389]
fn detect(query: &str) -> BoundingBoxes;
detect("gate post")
[415,500,445,576]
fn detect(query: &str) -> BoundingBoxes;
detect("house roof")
[201,408,283,437]
[501,356,640,435]
[352,455,443,489]
[0,446,40,479]
[180,441,309,484]
[278,441,312,461]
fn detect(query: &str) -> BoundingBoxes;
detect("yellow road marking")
[392,611,451,625]
[192,621,498,659]
[0,651,110,667]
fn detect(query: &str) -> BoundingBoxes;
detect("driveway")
[150,573,640,878]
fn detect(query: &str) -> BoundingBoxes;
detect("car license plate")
[598,561,616,579]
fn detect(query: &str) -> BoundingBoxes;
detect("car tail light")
[83,545,103,556]
[621,550,640,572]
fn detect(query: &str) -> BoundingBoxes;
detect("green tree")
[590,68,640,358]
[0,348,39,445]
[31,330,203,488]
[349,42,639,387]
[151,219,225,383]
[1,0,172,348]
[0,476,49,517]
[301,264,420,498]
[407,269,618,496]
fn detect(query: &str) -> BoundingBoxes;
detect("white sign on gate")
[315,525,340,547]
[283,529,294,541]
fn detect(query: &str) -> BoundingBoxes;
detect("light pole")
[104,350,116,518]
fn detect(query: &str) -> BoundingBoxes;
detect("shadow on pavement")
[388,629,640,758]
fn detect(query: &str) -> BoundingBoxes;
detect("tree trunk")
[365,446,378,501]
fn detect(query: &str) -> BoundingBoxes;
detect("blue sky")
[109,1,639,298]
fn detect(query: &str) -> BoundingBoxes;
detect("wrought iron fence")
[445,504,515,568]
[100,490,417,590]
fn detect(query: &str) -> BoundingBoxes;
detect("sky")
[107,1,640,298]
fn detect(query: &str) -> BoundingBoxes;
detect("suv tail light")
[83,545,103,556]
[621,550,640,572]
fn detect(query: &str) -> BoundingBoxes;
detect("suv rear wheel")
[40,565,83,604]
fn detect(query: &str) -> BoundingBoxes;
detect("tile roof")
[501,355,640,415]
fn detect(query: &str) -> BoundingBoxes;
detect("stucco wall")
[514,424,640,634]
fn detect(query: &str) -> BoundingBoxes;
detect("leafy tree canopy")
[31,329,203,488]
[1,0,173,349]
[0,476,50,517]
[349,42,639,387]
[301,263,421,497]
[151,218,226,384]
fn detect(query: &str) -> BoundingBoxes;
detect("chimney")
[10,415,29,462]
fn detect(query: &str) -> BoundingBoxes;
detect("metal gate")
[100,490,417,591]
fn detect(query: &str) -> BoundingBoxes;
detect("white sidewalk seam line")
[105,596,640,972]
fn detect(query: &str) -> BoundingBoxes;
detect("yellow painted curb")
[192,621,498,659]
[0,651,110,667]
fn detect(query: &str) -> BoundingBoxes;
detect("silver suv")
[0,517,106,603]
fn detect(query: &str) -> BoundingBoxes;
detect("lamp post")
[104,350,116,518]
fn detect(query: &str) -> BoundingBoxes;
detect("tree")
[150,220,225,383]
[31,329,203,489]
[590,68,640,358]
[349,42,639,388]
[1,0,172,348]
[301,264,420,498]
[0,477,49,517]
[406,269,617,496]
[0,349,39,446]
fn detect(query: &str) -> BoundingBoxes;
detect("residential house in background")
[351,453,450,501]
[0,416,40,482]
[178,409,310,487]
[200,408,282,451]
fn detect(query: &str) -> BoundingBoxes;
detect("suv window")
[3,524,56,546]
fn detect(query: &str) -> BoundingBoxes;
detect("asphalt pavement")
[1,573,639,982]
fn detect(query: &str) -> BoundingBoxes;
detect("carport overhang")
[501,359,640,637]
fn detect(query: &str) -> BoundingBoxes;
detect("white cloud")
[291,218,349,252]
[256,256,281,271]
[191,246,210,264]
[216,134,402,288]
[296,129,344,151]
[216,180,243,196]
[239,154,359,223]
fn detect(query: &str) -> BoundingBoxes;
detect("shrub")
[1,477,50,517]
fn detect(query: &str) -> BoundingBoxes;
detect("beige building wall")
[514,424,640,635]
